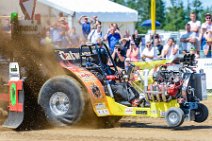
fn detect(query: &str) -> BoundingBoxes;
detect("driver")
[96,38,141,107]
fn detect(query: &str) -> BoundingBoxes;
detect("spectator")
[50,22,64,47]
[78,16,93,39]
[96,37,104,48]
[182,49,188,55]
[190,46,199,58]
[2,19,10,33]
[132,30,142,47]
[162,38,179,60]
[58,12,69,31]
[126,41,139,62]
[141,41,157,62]
[123,30,130,38]
[203,37,212,58]
[104,26,121,53]
[154,35,163,56]
[188,12,201,37]
[111,43,125,69]
[120,38,130,52]
[180,24,197,52]
[113,23,120,33]
[200,13,212,49]
[92,16,101,26]
[87,24,103,44]
[68,27,80,48]
[58,18,70,48]
[40,30,52,47]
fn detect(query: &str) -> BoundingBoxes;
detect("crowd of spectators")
[0,11,211,70]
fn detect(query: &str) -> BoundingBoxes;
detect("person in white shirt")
[188,12,201,53]
[162,38,179,60]
[87,24,103,44]
[200,13,212,49]
[188,12,201,37]
[180,24,197,52]
[141,41,157,62]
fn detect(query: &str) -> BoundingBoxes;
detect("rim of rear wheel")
[49,92,70,116]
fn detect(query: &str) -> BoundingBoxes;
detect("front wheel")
[38,76,85,126]
[194,103,208,123]
[165,107,185,127]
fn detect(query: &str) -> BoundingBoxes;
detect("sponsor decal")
[19,25,38,31]
[95,103,106,109]
[91,84,101,98]
[125,107,133,114]
[97,109,109,116]
[160,111,165,117]
[10,83,17,106]
[151,110,158,115]
[77,72,94,82]
[58,51,92,61]
[136,110,147,115]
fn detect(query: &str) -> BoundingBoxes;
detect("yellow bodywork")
[63,60,178,118]
[105,96,179,118]
[133,60,169,70]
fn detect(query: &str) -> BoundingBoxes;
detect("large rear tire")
[194,103,208,123]
[165,107,184,127]
[38,76,85,126]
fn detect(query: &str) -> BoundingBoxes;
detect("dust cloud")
[0,31,65,130]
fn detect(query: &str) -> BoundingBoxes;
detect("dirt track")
[0,97,212,141]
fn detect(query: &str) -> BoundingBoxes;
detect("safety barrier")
[197,58,212,96]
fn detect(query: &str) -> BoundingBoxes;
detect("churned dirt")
[0,98,211,141]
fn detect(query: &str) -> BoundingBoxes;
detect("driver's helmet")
[98,47,108,64]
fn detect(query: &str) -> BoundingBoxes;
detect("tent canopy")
[38,0,138,22]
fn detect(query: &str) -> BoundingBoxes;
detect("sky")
[200,0,212,8]
[166,0,212,8]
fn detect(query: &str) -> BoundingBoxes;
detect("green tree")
[164,0,186,31]
[191,0,203,21]
[185,0,192,23]
[156,0,166,28]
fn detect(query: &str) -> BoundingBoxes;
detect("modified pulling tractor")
[0,39,209,129]
[0,0,209,128]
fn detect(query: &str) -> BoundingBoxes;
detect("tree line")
[111,0,212,33]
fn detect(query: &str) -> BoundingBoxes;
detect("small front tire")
[165,107,184,127]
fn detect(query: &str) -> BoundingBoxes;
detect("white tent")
[0,0,138,36]
[37,0,138,22]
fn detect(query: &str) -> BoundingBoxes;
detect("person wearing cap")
[120,37,130,52]
[78,15,93,39]
[200,13,212,49]
[126,41,139,62]
[190,46,199,58]
[111,43,125,69]
[180,24,197,52]
[141,41,157,62]
[203,37,212,58]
